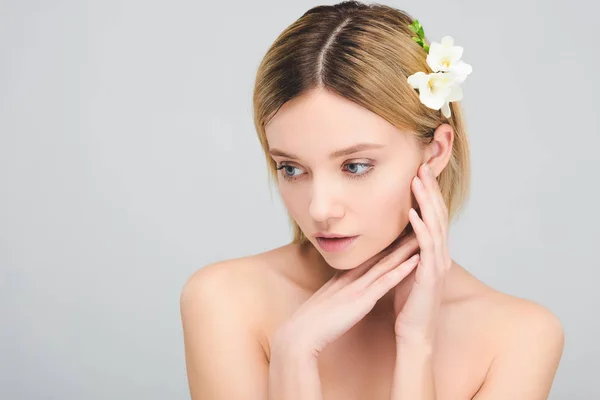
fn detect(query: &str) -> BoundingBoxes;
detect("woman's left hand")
[394,162,452,345]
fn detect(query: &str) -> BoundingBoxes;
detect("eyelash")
[275,162,375,182]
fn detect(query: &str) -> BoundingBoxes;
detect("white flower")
[407,36,472,118]
[440,83,463,118]
[407,71,463,118]
[426,36,472,82]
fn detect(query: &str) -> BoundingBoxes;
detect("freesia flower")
[426,36,472,82]
[407,71,463,118]
[406,29,472,118]
[440,83,463,118]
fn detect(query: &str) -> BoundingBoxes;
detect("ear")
[425,123,454,177]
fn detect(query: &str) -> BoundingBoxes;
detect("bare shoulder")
[468,280,564,350]
[180,244,295,336]
[180,242,302,305]
[181,250,273,305]
[447,265,563,340]
[448,267,565,399]
[179,244,298,399]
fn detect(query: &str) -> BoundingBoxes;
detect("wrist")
[396,335,434,357]
[271,327,319,363]
[268,332,323,400]
[395,327,435,349]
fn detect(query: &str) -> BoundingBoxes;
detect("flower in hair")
[407,71,463,118]
[407,20,472,118]
[426,36,472,82]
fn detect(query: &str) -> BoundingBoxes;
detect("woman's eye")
[281,165,302,178]
[345,163,370,174]
[276,162,374,181]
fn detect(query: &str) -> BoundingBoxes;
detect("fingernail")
[414,177,423,188]
[409,208,418,218]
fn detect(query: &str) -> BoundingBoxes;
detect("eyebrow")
[269,142,385,160]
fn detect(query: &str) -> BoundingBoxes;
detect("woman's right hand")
[271,232,420,360]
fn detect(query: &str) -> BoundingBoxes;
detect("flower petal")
[451,61,473,82]
[421,89,447,110]
[449,46,464,63]
[420,80,432,97]
[427,40,450,72]
[429,72,455,89]
[441,36,454,47]
[429,41,443,55]
[407,71,428,89]
[426,53,442,72]
[441,102,452,118]
[446,84,463,102]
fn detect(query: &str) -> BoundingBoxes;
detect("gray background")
[1,0,598,399]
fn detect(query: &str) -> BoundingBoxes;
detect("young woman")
[180,2,564,399]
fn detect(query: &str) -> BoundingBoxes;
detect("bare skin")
[181,241,563,399]
[256,243,492,399]
[181,89,564,399]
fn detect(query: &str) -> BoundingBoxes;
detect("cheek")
[370,171,413,211]
[279,186,296,208]
[364,174,414,231]
[374,186,411,219]
[278,185,307,219]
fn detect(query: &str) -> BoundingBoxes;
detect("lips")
[317,235,351,239]
[315,235,358,252]
[314,232,354,238]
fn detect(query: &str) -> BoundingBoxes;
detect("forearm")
[268,339,322,400]
[390,341,436,400]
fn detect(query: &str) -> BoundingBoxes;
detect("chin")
[304,225,409,270]
[337,230,409,270]
[314,238,384,271]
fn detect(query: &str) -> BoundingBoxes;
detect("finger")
[413,174,443,247]
[310,262,373,304]
[352,234,419,289]
[413,169,446,275]
[420,164,446,228]
[365,253,420,303]
[408,207,436,279]
[335,233,417,289]
[421,163,448,244]
[420,164,450,269]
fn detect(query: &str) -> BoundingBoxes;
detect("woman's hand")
[272,231,420,360]
[394,162,451,345]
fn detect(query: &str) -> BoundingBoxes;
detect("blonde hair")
[252,1,471,244]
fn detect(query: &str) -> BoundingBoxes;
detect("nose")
[308,176,345,223]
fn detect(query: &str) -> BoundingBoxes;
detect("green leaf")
[409,20,422,32]
[409,19,428,52]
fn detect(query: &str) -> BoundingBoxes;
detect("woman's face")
[265,88,425,270]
